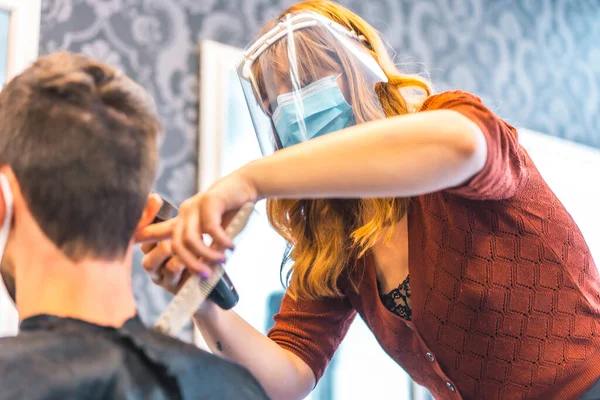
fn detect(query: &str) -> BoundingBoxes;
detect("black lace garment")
[380,275,412,320]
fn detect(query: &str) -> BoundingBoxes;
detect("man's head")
[0,52,162,303]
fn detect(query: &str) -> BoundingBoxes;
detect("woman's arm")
[194,292,356,400]
[241,109,487,200]
[194,304,315,400]
[136,97,493,271]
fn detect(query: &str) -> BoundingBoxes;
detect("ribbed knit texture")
[268,91,600,400]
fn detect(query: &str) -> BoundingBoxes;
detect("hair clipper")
[152,197,239,310]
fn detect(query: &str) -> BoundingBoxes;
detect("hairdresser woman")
[138,2,600,399]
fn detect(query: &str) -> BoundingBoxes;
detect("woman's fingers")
[201,197,235,250]
[161,257,185,294]
[140,242,157,254]
[141,241,173,283]
[140,239,214,295]
[135,218,178,243]
[172,213,202,271]
[172,203,226,276]
[181,202,225,261]
[171,213,217,277]
[141,241,172,270]
[139,186,250,279]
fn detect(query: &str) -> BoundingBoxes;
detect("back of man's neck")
[16,252,137,328]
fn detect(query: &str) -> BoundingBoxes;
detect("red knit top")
[268,91,600,400]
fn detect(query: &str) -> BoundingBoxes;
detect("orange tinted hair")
[258,1,431,300]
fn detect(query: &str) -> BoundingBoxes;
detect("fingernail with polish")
[200,271,210,279]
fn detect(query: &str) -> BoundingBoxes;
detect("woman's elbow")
[453,114,488,174]
[267,351,315,400]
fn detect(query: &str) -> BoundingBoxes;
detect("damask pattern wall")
[38,0,600,336]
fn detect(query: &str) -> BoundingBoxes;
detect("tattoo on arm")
[216,341,223,351]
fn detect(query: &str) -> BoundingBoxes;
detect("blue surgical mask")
[272,75,355,148]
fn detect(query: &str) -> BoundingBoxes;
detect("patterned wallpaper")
[38,0,600,337]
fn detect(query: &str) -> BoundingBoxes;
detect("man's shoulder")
[0,325,269,400]
[0,329,117,361]
[0,332,129,400]
[135,329,269,399]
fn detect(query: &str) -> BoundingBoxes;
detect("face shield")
[237,12,389,155]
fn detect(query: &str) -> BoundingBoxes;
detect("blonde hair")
[258,1,431,300]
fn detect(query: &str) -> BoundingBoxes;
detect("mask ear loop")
[285,14,308,142]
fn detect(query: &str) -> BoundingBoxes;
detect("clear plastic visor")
[237,12,389,155]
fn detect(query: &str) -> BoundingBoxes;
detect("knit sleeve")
[267,290,356,384]
[420,90,526,200]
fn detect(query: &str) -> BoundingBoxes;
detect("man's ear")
[135,193,163,233]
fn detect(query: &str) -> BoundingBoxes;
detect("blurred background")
[0,1,599,399]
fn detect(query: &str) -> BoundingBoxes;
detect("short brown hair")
[0,51,161,260]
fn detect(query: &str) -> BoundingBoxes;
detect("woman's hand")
[136,169,258,277]
[140,241,186,295]
[140,241,218,316]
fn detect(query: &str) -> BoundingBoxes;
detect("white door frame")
[0,0,41,337]
[0,0,41,83]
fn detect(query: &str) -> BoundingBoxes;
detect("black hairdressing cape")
[0,314,269,400]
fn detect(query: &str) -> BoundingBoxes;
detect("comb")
[154,202,255,337]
